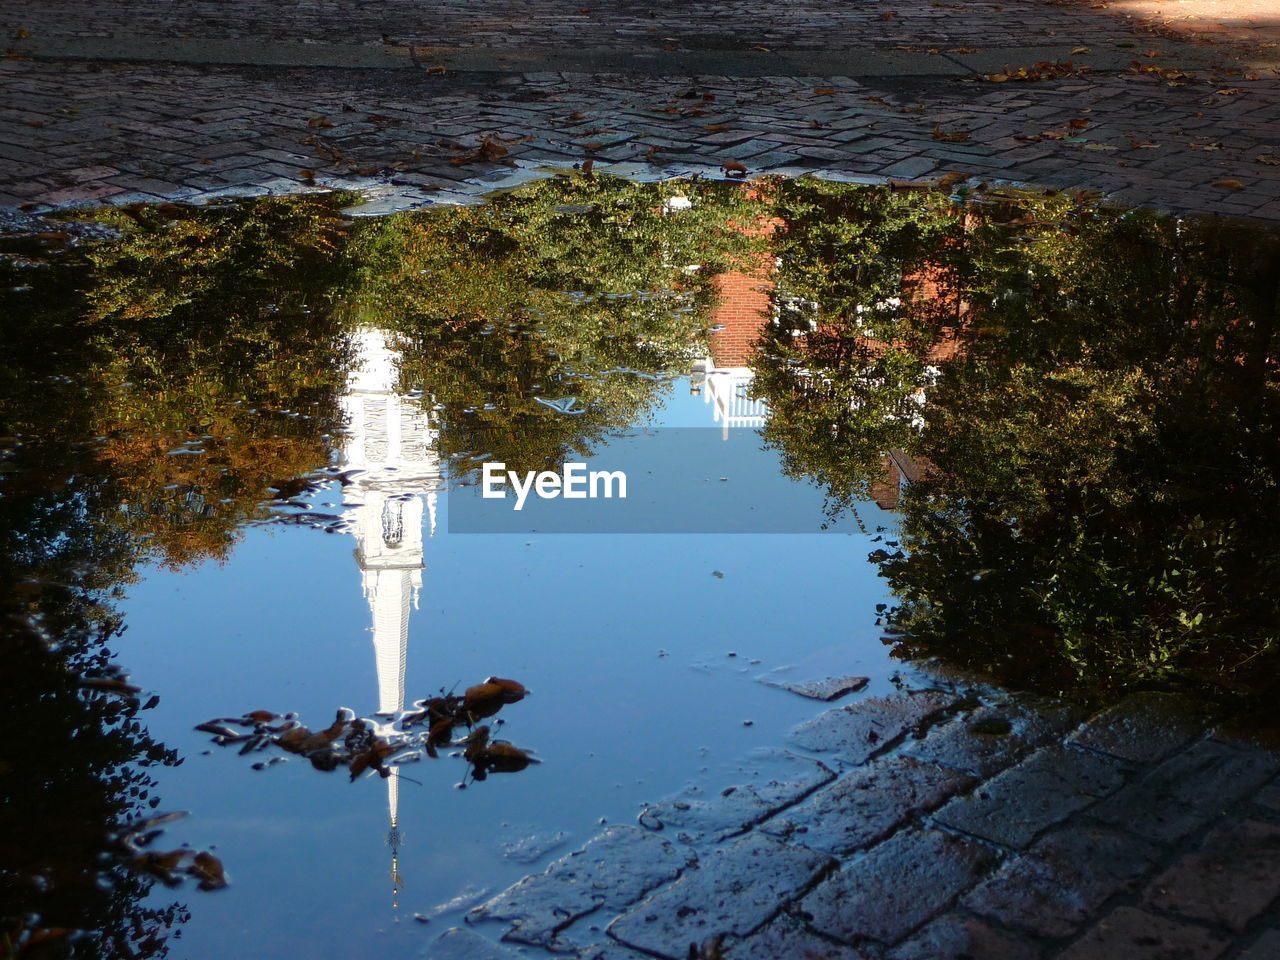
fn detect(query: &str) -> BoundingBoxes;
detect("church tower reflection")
[338,327,442,905]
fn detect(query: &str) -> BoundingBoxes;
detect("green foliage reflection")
[752,182,1280,696]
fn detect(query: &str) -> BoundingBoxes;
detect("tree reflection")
[350,176,765,479]
[752,182,1280,696]
[0,195,357,955]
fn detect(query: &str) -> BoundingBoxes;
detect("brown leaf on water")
[752,45,771,52]
[307,115,334,128]
[1067,118,1090,129]
[1258,154,1280,165]
[722,161,748,177]
[484,677,528,703]
[277,725,311,753]
[188,852,228,891]
[299,169,316,184]
[1216,87,1243,96]
[814,87,837,95]
[475,740,535,772]
[1211,179,1245,189]
[931,123,970,142]
[704,124,730,133]
[581,158,595,178]
[1071,45,1090,54]
[583,141,604,151]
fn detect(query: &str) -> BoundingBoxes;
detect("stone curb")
[4,36,1251,77]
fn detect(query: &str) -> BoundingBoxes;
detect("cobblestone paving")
[3,0,1280,220]
[0,0,1216,50]
[3,59,1280,219]
[448,676,1280,960]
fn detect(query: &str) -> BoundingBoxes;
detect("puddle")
[1,175,1278,958]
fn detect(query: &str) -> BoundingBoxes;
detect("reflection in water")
[339,326,441,900]
[749,182,1280,698]
[4,176,1279,958]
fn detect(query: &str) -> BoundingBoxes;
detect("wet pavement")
[1,0,1280,218]
[458,678,1280,959]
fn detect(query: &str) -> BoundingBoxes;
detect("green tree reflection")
[0,194,357,956]
[350,176,764,478]
[753,183,1280,695]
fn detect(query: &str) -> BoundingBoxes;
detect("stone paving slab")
[760,754,973,855]
[468,826,692,950]
[1056,906,1229,960]
[1088,738,1280,843]
[637,749,835,843]
[962,825,1162,938]
[606,832,833,959]
[787,691,956,763]
[760,674,870,702]
[1142,818,1280,933]
[802,828,999,946]
[889,913,1044,960]
[1067,690,1213,764]
[724,913,872,960]
[905,698,1085,777]
[931,744,1130,849]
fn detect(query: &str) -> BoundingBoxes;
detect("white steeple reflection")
[338,326,442,905]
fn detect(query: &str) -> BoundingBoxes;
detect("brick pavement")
[446,680,1280,960]
[2,0,1280,220]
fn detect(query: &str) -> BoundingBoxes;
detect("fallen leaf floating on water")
[581,158,595,178]
[198,677,535,785]
[1258,154,1280,166]
[307,115,334,128]
[814,87,837,96]
[722,161,748,178]
[1211,179,1245,190]
[115,811,228,892]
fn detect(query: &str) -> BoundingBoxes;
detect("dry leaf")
[1211,179,1245,189]
[814,87,836,95]
[932,123,971,142]
[581,158,595,177]
[307,115,334,128]
[1071,45,1090,54]
[722,160,748,177]
[703,124,731,133]
[1257,154,1280,166]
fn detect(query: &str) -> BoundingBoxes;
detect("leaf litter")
[197,675,537,787]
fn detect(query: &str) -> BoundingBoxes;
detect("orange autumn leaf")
[1211,179,1245,190]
